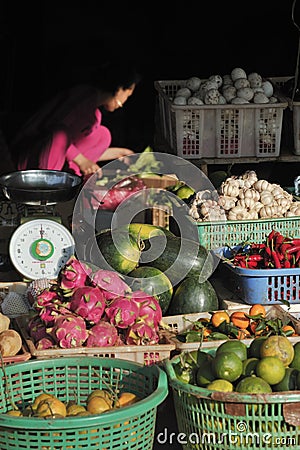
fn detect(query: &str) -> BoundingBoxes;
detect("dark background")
[0,1,300,172]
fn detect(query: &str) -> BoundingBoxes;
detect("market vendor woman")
[10,60,141,177]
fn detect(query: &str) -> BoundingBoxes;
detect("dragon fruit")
[92,269,131,300]
[51,314,89,348]
[58,256,92,295]
[130,290,162,330]
[105,297,139,329]
[69,286,106,324]
[125,321,160,345]
[27,315,52,342]
[86,321,122,347]
[38,304,72,326]
[35,336,56,350]
[33,288,61,310]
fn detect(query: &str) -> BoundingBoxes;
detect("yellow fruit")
[36,397,67,418]
[213,351,243,382]
[260,335,294,367]
[211,311,230,328]
[86,389,113,407]
[86,397,112,414]
[6,410,22,417]
[116,392,139,408]
[255,356,286,385]
[236,376,272,394]
[175,185,195,200]
[32,393,56,411]
[249,304,266,318]
[67,404,87,416]
[230,311,250,330]
[206,379,233,392]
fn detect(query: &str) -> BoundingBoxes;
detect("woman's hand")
[73,153,102,177]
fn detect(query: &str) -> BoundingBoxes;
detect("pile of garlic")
[173,68,280,106]
[189,170,300,222]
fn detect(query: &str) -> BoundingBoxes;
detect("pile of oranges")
[193,304,299,341]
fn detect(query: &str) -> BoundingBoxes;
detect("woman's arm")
[98,147,134,161]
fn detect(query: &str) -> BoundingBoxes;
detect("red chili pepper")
[290,238,300,246]
[286,245,300,255]
[280,242,293,256]
[274,232,285,248]
[267,229,276,244]
[271,250,282,269]
[247,254,264,261]
[284,259,291,268]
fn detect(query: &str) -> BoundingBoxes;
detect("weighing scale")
[0,170,82,281]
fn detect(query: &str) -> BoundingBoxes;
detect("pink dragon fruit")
[69,286,106,324]
[125,321,160,345]
[131,290,162,330]
[51,314,89,348]
[27,315,52,342]
[38,304,72,326]
[35,336,56,350]
[92,269,131,300]
[105,297,139,329]
[58,256,92,295]
[86,321,122,347]
[33,288,61,310]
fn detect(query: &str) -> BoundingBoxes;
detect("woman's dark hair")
[90,58,141,95]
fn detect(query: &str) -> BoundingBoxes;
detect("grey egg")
[186,77,202,92]
[248,72,263,88]
[237,87,254,101]
[175,87,192,98]
[234,78,250,89]
[173,96,187,105]
[204,88,220,104]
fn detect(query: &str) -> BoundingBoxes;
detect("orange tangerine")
[281,325,297,336]
[249,304,266,318]
[211,311,230,328]
[249,321,265,336]
[230,311,250,330]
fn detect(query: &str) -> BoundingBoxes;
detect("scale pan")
[0,170,82,205]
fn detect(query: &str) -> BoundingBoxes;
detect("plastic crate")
[155,79,288,159]
[220,258,300,305]
[195,216,300,250]
[165,353,300,450]
[163,305,300,351]
[269,76,300,155]
[16,315,175,366]
[0,356,168,450]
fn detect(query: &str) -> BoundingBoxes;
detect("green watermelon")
[167,277,219,315]
[89,230,142,274]
[129,266,173,315]
[140,234,214,285]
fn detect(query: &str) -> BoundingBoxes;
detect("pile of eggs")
[173,67,279,106]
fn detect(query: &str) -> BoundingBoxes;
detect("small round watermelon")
[167,277,219,315]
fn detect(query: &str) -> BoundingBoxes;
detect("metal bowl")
[0,170,82,205]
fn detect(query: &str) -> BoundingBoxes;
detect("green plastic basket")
[196,216,300,250]
[0,357,168,450]
[165,354,300,450]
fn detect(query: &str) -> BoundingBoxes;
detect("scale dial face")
[9,219,75,280]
